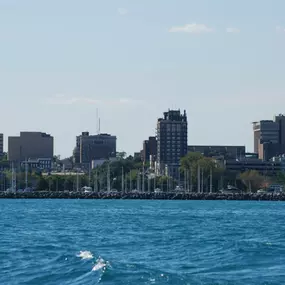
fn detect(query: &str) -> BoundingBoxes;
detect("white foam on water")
[76,251,94,260]
[92,257,107,272]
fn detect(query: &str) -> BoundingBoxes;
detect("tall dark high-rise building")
[142,136,157,162]
[274,114,285,145]
[156,109,188,178]
[253,114,285,160]
[0,133,3,155]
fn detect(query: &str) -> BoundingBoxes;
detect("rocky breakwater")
[1,191,285,201]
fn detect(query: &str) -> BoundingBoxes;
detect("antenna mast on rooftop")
[96,108,99,134]
[99,118,101,134]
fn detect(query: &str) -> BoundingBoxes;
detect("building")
[20,158,52,171]
[8,132,54,163]
[253,114,285,160]
[0,133,3,155]
[74,132,116,165]
[156,109,188,178]
[142,136,157,162]
[224,158,284,176]
[134,152,142,160]
[275,115,285,144]
[59,158,73,171]
[91,157,117,169]
[188,145,245,159]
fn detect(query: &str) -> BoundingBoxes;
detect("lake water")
[1,199,285,284]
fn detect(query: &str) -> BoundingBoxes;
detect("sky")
[1,0,285,158]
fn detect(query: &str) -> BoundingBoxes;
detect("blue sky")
[1,0,285,157]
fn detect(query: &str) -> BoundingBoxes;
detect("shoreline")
[0,191,285,201]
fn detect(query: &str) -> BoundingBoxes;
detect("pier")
[1,191,285,201]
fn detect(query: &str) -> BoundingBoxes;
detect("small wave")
[92,257,108,272]
[76,251,94,260]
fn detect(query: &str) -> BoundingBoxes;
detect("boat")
[110,189,118,194]
[154,188,162,194]
[81,186,93,193]
[219,184,242,194]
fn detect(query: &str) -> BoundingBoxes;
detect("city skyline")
[1,0,285,157]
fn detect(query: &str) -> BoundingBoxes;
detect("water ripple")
[1,200,285,284]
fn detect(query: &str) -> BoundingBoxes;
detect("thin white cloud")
[117,8,128,15]
[46,94,140,106]
[276,25,285,33]
[226,27,240,33]
[169,23,214,34]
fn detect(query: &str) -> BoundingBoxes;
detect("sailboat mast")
[88,163,91,187]
[197,165,200,193]
[11,162,13,191]
[201,168,204,193]
[76,170,79,191]
[107,163,111,193]
[210,168,213,193]
[94,169,98,192]
[121,167,124,193]
[11,162,16,192]
[189,169,192,192]
[137,171,140,191]
[142,166,145,193]
[25,159,28,189]
[184,169,186,191]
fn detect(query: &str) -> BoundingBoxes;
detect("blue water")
[1,200,285,285]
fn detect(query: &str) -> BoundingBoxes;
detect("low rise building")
[224,157,284,176]
[73,132,116,165]
[188,145,246,159]
[20,158,52,171]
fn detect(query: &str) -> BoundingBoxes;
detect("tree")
[276,172,285,186]
[180,152,218,191]
[116,152,127,160]
[0,152,8,161]
[239,170,265,192]
[36,176,49,191]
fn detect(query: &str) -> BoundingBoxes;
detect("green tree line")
[0,152,283,192]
